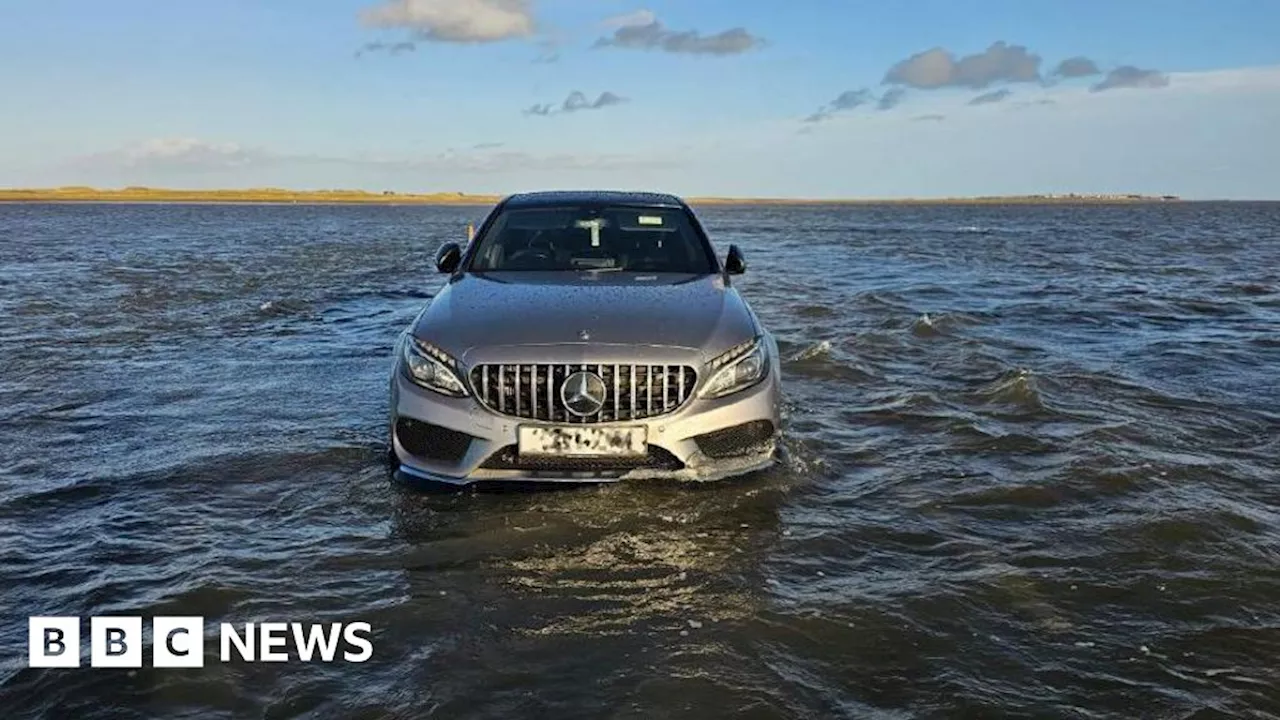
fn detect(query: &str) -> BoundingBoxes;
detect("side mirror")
[724,245,746,275]
[435,242,462,274]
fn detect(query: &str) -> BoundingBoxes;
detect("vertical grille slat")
[498,365,506,413]
[565,361,576,422]
[545,364,554,422]
[663,365,671,413]
[530,364,538,420]
[596,364,605,421]
[470,362,696,424]
[646,366,653,416]
[630,365,637,421]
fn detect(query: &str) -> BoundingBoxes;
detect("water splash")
[911,313,940,337]
[788,339,832,362]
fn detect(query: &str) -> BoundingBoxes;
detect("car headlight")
[700,336,768,399]
[400,335,468,397]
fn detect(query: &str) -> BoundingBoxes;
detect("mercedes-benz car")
[387,190,781,486]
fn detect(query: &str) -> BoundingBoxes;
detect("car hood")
[412,272,759,361]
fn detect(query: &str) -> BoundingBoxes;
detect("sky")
[3,0,1280,199]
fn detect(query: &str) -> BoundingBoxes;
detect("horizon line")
[0,186,1239,206]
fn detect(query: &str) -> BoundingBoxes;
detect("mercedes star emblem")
[579,329,591,340]
[561,370,606,417]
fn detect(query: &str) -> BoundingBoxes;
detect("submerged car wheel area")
[388,190,782,486]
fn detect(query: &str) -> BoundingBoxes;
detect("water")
[2,202,1278,718]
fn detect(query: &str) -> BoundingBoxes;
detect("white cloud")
[602,9,656,29]
[79,139,264,170]
[1165,64,1280,91]
[359,0,534,43]
[70,138,674,178]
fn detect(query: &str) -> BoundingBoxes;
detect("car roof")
[500,190,687,209]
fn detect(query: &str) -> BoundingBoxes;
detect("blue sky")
[3,0,1280,198]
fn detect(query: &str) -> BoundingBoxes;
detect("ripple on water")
[3,201,1280,718]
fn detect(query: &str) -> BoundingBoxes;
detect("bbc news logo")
[28,617,373,668]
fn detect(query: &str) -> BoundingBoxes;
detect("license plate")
[518,425,647,457]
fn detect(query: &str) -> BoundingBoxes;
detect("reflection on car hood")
[412,272,759,360]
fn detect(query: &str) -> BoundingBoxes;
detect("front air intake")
[394,418,474,464]
[693,420,776,458]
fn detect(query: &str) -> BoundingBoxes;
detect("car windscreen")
[467,205,715,274]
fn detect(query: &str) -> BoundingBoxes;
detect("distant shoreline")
[0,186,1188,206]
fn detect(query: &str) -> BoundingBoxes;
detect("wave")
[974,368,1046,412]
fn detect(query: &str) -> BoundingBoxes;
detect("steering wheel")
[507,232,557,268]
[507,247,554,267]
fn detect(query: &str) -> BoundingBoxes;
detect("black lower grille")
[479,445,684,474]
[395,418,473,464]
[693,420,776,458]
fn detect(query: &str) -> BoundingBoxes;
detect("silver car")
[388,190,782,485]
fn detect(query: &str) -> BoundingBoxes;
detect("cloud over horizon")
[593,16,763,55]
[804,85,907,123]
[969,88,1013,105]
[884,42,1042,90]
[1052,56,1101,79]
[524,90,628,116]
[878,87,907,110]
[804,88,873,122]
[72,137,674,178]
[77,138,265,170]
[354,40,419,57]
[798,41,1171,125]
[1092,66,1171,91]
[359,0,535,43]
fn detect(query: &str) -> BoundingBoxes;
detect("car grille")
[469,363,698,423]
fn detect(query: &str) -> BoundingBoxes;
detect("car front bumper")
[389,364,782,486]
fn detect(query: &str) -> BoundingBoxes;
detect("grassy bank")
[0,186,1183,206]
